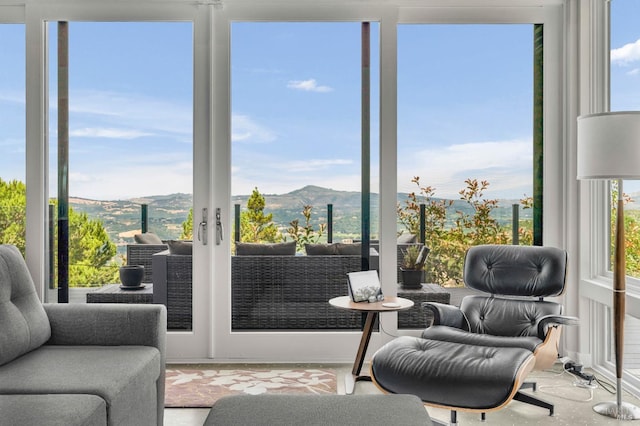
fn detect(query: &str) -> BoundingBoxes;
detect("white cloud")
[612,39,640,66]
[232,114,277,143]
[63,89,193,138]
[70,127,153,139]
[287,79,333,93]
[67,156,193,199]
[0,90,25,105]
[285,158,353,172]
[398,139,532,198]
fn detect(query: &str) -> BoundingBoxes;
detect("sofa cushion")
[0,345,161,426]
[167,240,193,255]
[236,241,296,256]
[0,394,107,426]
[0,245,51,367]
[335,243,361,255]
[134,233,164,245]
[305,243,338,255]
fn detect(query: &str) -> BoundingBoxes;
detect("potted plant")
[400,245,429,289]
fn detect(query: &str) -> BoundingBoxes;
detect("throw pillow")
[167,240,193,255]
[335,243,362,255]
[235,241,296,256]
[134,232,164,245]
[305,243,338,255]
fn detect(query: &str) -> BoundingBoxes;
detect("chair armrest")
[43,303,166,351]
[422,302,469,330]
[537,314,579,339]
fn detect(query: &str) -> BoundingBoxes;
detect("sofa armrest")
[422,302,469,330]
[43,303,167,426]
[43,303,166,350]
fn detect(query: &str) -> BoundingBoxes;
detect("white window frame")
[577,0,640,394]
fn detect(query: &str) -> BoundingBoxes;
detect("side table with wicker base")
[398,283,450,329]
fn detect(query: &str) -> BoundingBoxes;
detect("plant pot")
[119,265,144,288]
[400,268,424,290]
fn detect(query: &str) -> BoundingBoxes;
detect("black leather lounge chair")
[370,244,579,424]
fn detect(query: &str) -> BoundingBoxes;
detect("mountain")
[70,185,532,250]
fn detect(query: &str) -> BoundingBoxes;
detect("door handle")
[215,208,224,245]
[198,208,208,245]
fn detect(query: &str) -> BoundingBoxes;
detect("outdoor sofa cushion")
[236,241,296,255]
[134,233,164,244]
[0,245,51,367]
[167,240,193,255]
[305,242,362,255]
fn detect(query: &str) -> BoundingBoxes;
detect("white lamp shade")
[577,111,640,180]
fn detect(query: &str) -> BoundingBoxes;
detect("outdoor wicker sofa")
[152,249,192,330]
[141,241,431,331]
[231,254,366,330]
[127,243,168,283]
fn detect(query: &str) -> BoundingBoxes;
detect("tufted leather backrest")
[460,295,562,337]
[463,245,567,297]
[0,245,51,366]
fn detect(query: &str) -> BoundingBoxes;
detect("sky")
[0,1,639,201]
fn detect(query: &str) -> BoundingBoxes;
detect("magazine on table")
[347,270,383,303]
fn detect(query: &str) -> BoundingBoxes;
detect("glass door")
[44,17,209,358]
[215,20,380,360]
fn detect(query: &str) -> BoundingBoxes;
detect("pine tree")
[240,187,281,243]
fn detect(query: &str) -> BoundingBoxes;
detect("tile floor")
[163,362,639,425]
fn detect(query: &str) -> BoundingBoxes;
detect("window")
[397,24,537,293]
[46,22,194,331]
[229,21,380,331]
[611,0,640,279]
[0,24,26,251]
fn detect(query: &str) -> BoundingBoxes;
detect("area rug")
[165,367,337,408]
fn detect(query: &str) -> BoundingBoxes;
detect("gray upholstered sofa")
[0,244,167,426]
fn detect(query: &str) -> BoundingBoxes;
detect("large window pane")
[47,22,194,330]
[230,22,379,331]
[611,0,640,279]
[396,24,535,327]
[0,24,26,251]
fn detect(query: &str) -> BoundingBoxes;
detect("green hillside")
[70,185,533,251]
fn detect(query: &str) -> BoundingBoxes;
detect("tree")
[240,187,281,243]
[53,202,119,287]
[286,204,326,253]
[0,178,26,254]
[181,208,193,240]
[398,177,528,286]
[0,179,119,287]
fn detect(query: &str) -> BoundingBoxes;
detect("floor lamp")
[577,111,640,420]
